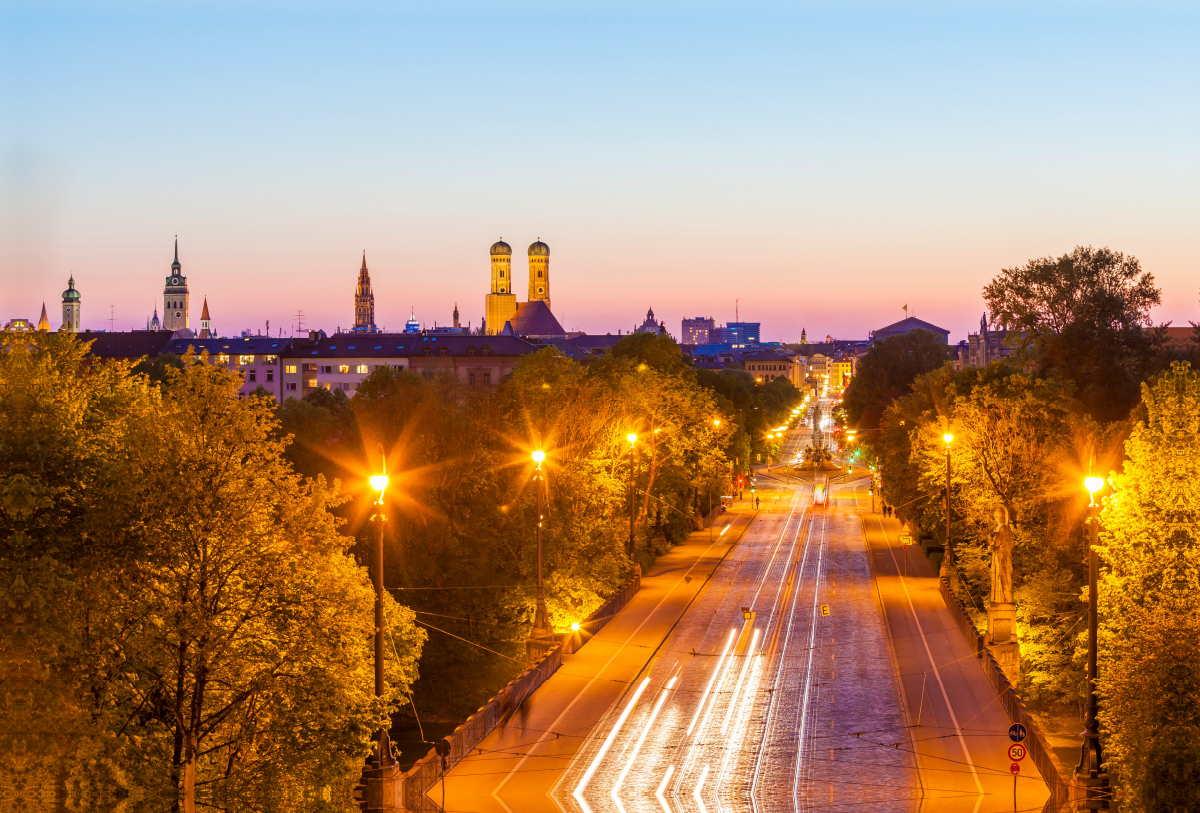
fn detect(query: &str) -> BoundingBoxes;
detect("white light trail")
[572,676,650,813]
[791,523,828,812]
[716,651,764,813]
[694,765,710,813]
[720,628,760,735]
[656,765,675,813]
[611,676,678,807]
[686,629,736,736]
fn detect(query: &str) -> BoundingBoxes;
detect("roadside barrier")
[938,578,1072,809]
[400,572,642,811]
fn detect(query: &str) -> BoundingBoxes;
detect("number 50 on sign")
[1008,743,1027,761]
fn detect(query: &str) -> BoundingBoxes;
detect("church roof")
[200,297,210,321]
[503,300,566,338]
[37,303,49,331]
[83,331,173,360]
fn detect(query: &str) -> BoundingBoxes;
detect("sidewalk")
[862,513,1052,813]
[431,502,761,813]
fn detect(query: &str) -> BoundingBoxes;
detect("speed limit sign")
[1008,743,1027,762]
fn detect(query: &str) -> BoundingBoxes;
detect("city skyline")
[4,3,1198,339]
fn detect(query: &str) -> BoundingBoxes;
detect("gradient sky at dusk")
[3,2,1198,341]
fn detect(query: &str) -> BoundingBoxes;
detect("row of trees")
[843,246,1198,811]
[0,333,423,811]
[277,332,800,722]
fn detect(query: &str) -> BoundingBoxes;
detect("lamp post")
[361,444,400,811]
[939,433,957,590]
[526,450,555,666]
[627,433,640,576]
[1075,475,1110,809]
[531,450,551,636]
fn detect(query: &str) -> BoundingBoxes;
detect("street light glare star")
[943,433,954,444]
[532,450,546,464]
[369,474,389,494]
[1084,476,1104,495]
[627,433,638,444]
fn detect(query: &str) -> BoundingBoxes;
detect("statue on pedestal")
[989,506,1015,604]
[986,505,1020,682]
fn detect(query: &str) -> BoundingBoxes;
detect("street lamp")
[531,450,552,642]
[626,433,640,575]
[1075,475,1110,808]
[366,444,396,774]
[939,433,956,589]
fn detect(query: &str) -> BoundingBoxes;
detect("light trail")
[572,676,651,813]
[791,502,828,811]
[655,764,675,813]
[694,765,710,813]
[686,628,736,736]
[720,628,760,736]
[749,513,819,812]
[610,675,678,808]
[715,649,764,813]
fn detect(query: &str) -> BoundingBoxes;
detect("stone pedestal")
[986,601,1021,683]
[362,732,404,812]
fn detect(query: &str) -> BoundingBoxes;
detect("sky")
[2,2,1198,342]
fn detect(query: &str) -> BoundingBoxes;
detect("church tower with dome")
[163,238,190,331]
[527,239,550,308]
[61,275,81,332]
[484,239,518,335]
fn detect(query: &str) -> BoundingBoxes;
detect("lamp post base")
[357,732,403,812]
[526,629,558,667]
[939,559,958,593]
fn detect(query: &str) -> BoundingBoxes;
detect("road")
[434,399,1051,812]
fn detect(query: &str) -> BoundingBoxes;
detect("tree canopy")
[983,245,1163,421]
[841,328,949,431]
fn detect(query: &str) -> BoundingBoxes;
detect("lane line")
[571,677,650,813]
[877,515,984,805]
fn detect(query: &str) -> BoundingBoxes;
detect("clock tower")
[163,237,190,331]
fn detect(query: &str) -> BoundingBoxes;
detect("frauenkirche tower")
[484,239,517,335]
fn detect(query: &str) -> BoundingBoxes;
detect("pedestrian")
[755,495,760,510]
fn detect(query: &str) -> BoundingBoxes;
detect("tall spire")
[171,235,181,271]
[361,250,367,271]
[38,303,49,331]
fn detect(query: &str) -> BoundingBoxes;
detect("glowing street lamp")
[939,433,956,588]
[529,449,553,659]
[365,444,396,778]
[627,433,640,574]
[1075,474,1110,806]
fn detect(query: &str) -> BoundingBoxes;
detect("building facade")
[961,314,1010,369]
[164,336,289,400]
[352,252,378,332]
[163,239,190,332]
[743,350,805,387]
[681,317,714,344]
[725,321,760,347]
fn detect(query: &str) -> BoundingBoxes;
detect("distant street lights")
[1075,474,1110,809]
[939,433,957,589]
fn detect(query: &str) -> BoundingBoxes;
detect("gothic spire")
[171,236,181,271]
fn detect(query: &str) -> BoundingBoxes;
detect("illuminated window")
[323,383,332,390]
[286,365,297,374]
[239,355,255,366]
[338,364,349,373]
[264,355,278,365]
[217,354,230,365]
[356,364,368,373]
[304,378,317,388]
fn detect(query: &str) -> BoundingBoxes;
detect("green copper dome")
[62,276,80,302]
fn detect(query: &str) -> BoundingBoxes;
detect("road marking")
[693,764,710,813]
[686,628,736,736]
[875,515,984,804]
[791,510,828,811]
[655,764,675,813]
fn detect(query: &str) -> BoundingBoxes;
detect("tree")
[1097,362,1200,811]
[983,245,1163,421]
[0,335,423,811]
[842,329,949,431]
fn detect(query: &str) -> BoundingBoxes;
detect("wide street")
[433,400,1053,813]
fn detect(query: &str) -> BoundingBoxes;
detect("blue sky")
[3,2,1197,340]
